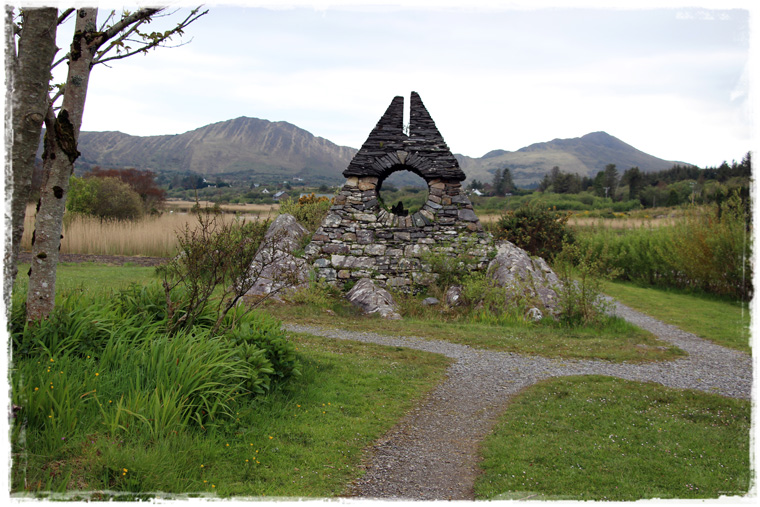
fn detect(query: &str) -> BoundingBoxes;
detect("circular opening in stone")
[377,166,429,217]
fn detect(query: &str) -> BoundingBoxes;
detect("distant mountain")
[456,132,687,187]
[70,116,357,183]
[63,119,688,187]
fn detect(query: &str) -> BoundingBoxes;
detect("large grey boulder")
[346,278,402,320]
[244,214,310,301]
[487,240,562,315]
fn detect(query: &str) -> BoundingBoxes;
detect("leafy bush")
[11,285,301,443]
[661,191,751,299]
[222,307,301,386]
[492,201,574,261]
[553,243,616,326]
[157,213,270,333]
[278,193,332,232]
[67,176,145,220]
[88,166,167,214]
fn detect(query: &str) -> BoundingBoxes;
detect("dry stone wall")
[305,174,491,290]
[305,91,494,291]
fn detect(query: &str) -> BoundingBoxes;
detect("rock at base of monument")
[346,278,402,320]
[243,213,311,301]
[422,297,440,306]
[444,285,464,307]
[526,307,543,322]
[487,240,563,315]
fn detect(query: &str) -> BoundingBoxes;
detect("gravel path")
[283,299,752,500]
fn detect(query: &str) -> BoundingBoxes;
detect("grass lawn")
[14,262,160,296]
[602,281,751,354]
[264,298,685,363]
[475,376,752,501]
[10,262,752,500]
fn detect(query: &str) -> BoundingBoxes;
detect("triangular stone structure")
[305,92,491,291]
[343,92,465,182]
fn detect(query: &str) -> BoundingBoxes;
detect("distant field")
[166,199,280,215]
[477,212,679,229]
[568,216,678,229]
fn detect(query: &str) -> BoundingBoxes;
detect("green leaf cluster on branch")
[493,201,575,262]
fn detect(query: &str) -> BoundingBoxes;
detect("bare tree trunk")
[4,7,58,298]
[26,8,97,321]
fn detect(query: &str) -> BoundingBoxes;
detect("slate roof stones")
[343,92,466,182]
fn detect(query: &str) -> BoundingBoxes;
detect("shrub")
[493,201,574,261]
[157,213,270,333]
[660,191,751,299]
[278,194,332,232]
[67,176,145,221]
[11,285,301,443]
[553,243,616,326]
[222,307,301,386]
[88,167,167,214]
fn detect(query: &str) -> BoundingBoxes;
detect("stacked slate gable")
[305,92,492,291]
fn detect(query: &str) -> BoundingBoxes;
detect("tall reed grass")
[571,197,751,300]
[20,205,267,257]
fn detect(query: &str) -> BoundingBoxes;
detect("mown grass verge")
[264,298,684,364]
[14,262,160,296]
[602,281,751,354]
[475,376,752,501]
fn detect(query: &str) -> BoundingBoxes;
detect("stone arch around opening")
[377,164,429,218]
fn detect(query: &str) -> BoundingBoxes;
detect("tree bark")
[4,8,58,298]
[26,8,97,321]
[22,6,205,321]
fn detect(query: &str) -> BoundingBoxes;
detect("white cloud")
[70,2,752,168]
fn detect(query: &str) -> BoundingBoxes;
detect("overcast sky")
[47,0,755,169]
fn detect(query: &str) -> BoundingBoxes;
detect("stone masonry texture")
[306,92,490,291]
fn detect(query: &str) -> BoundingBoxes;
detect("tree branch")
[97,9,116,32]
[90,7,207,66]
[48,88,63,109]
[57,8,75,26]
[93,7,208,65]
[94,8,161,46]
[50,53,68,70]
[92,18,146,65]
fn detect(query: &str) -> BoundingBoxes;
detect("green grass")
[602,281,751,354]
[265,298,685,363]
[11,262,751,500]
[14,262,159,296]
[475,376,752,501]
[12,333,450,498]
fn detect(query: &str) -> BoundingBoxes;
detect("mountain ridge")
[64,117,691,187]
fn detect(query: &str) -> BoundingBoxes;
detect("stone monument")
[305,92,492,291]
